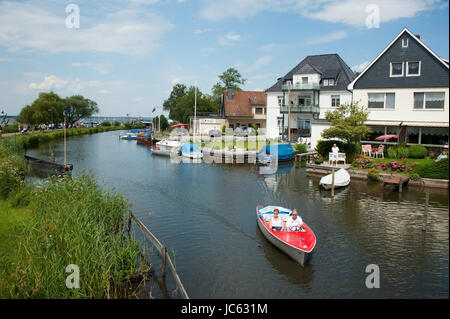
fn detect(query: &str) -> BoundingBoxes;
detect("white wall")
[352,88,449,123]
[293,73,321,85]
[266,92,281,139]
[310,122,330,150]
[318,91,353,119]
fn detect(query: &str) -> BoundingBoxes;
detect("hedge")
[414,158,449,180]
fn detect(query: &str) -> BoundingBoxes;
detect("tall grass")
[1,174,141,298]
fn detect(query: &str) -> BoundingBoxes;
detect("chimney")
[227,87,234,101]
[415,34,420,40]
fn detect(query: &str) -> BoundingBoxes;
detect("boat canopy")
[181,143,201,154]
[259,143,294,161]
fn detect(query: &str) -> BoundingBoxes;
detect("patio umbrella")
[170,123,189,128]
[375,134,398,141]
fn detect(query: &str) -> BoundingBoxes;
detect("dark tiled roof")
[223,91,266,117]
[266,54,355,92]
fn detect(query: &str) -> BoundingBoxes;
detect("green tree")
[170,86,218,124]
[63,95,99,127]
[321,102,371,144]
[17,91,65,125]
[163,83,187,111]
[211,67,247,102]
[153,114,169,131]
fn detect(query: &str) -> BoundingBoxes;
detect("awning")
[365,121,401,126]
[400,121,449,128]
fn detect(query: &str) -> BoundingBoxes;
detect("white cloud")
[306,31,348,45]
[245,56,272,72]
[194,28,212,34]
[259,43,275,52]
[218,32,242,46]
[99,89,112,94]
[0,2,174,55]
[200,47,216,56]
[72,62,113,74]
[352,61,371,73]
[29,75,68,90]
[28,75,121,94]
[200,0,445,27]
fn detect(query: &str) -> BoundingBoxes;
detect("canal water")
[27,131,449,298]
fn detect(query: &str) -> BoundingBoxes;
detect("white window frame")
[278,96,283,107]
[413,92,445,110]
[302,77,308,84]
[402,38,408,48]
[331,95,340,107]
[406,61,421,77]
[323,79,329,86]
[328,78,335,86]
[368,93,396,109]
[390,62,404,77]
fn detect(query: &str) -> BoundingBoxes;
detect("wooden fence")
[128,211,189,299]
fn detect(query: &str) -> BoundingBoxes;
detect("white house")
[348,28,449,149]
[266,54,355,149]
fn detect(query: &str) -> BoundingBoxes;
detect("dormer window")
[323,78,335,86]
[402,38,408,48]
[390,62,404,77]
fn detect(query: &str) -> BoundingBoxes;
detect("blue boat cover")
[181,143,201,154]
[258,143,294,161]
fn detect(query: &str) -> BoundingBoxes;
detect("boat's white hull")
[320,169,351,190]
[182,152,203,159]
[257,217,309,266]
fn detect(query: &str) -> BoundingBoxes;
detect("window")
[331,95,340,107]
[323,78,335,86]
[255,107,263,114]
[298,96,311,107]
[414,92,445,109]
[302,77,308,84]
[368,93,395,109]
[406,61,421,76]
[402,38,408,48]
[278,96,283,107]
[323,79,328,86]
[390,62,404,77]
[297,118,311,136]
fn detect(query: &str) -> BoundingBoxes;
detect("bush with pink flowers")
[352,156,375,169]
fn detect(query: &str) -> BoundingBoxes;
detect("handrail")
[128,211,189,299]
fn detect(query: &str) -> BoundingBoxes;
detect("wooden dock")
[383,175,410,192]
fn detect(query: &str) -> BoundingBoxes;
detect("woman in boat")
[268,209,284,231]
[284,209,305,232]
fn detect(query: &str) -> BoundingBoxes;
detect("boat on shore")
[256,205,316,266]
[180,143,202,159]
[257,143,295,163]
[319,168,350,190]
[152,139,181,156]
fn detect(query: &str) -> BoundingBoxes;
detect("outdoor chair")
[362,144,372,157]
[374,145,384,158]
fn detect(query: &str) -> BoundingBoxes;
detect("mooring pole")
[64,117,67,168]
[422,192,429,232]
[161,246,167,277]
[331,167,335,198]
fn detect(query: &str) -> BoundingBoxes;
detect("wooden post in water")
[64,117,67,168]
[331,167,335,198]
[161,246,167,277]
[422,192,429,232]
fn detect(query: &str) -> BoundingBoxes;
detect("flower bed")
[375,158,417,173]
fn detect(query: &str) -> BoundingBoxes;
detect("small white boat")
[319,168,350,190]
[120,132,137,140]
[152,140,181,156]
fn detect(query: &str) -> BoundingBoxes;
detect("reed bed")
[1,173,141,298]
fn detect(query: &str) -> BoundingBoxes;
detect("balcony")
[280,104,320,114]
[281,82,320,91]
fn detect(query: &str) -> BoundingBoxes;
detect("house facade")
[348,28,449,149]
[266,54,355,149]
[191,88,266,135]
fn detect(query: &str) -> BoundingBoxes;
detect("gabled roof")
[266,54,355,92]
[222,91,266,117]
[348,28,449,90]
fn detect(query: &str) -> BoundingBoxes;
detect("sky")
[0,0,449,117]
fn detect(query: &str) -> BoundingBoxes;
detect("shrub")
[313,154,324,164]
[368,168,380,182]
[352,156,374,169]
[376,158,416,173]
[101,121,111,127]
[409,172,421,181]
[113,121,121,127]
[316,140,345,159]
[414,158,449,179]
[386,145,409,159]
[294,143,308,153]
[408,145,428,159]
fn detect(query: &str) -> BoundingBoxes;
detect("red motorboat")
[256,205,316,266]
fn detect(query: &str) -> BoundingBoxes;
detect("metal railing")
[282,83,320,91]
[280,105,320,114]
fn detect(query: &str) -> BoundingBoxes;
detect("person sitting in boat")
[268,209,284,231]
[284,209,305,232]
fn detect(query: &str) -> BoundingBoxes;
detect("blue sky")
[0,0,449,117]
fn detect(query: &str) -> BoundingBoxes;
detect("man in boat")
[284,209,305,232]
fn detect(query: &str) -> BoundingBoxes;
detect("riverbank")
[0,130,145,298]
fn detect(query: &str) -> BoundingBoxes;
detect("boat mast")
[288,82,291,142]
[194,85,197,144]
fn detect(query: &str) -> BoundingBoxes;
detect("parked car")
[233,126,254,137]
[208,129,222,138]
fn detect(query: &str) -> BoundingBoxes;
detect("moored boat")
[152,139,181,156]
[319,168,350,190]
[257,142,295,162]
[119,132,137,140]
[180,143,203,159]
[136,131,152,145]
[256,205,316,266]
